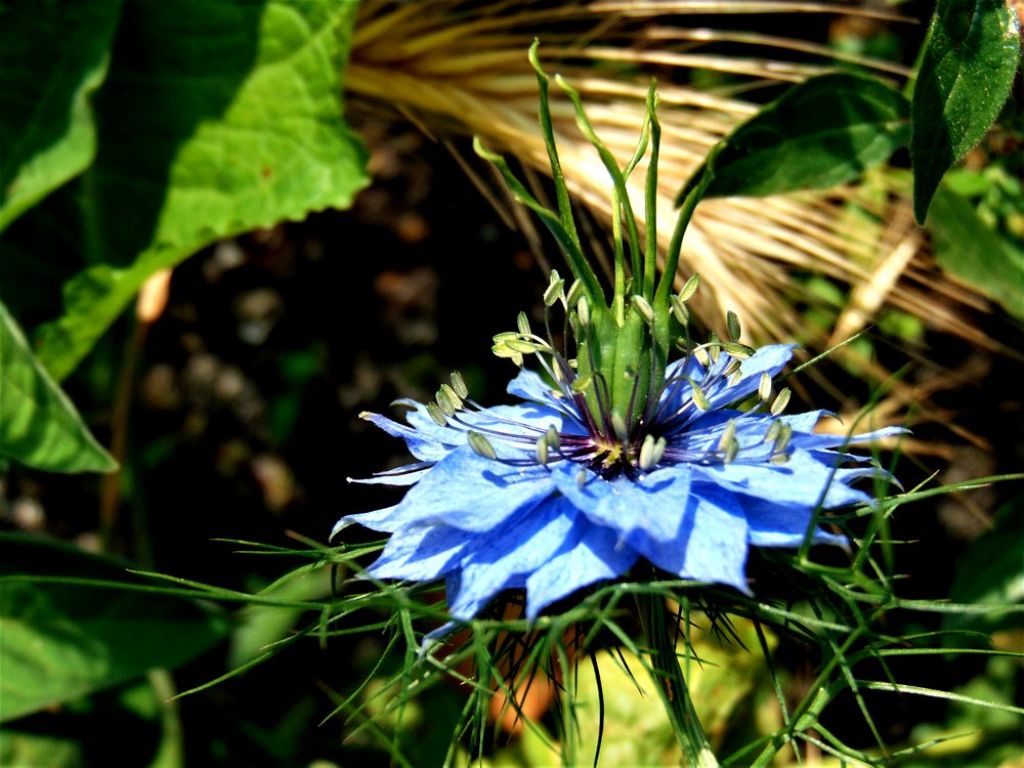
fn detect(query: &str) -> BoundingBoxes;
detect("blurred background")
[1,1,1021,765]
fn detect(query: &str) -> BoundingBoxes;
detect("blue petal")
[640,483,750,591]
[399,401,468,447]
[386,445,556,532]
[399,400,567,457]
[780,409,835,434]
[663,352,707,383]
[332,504,401,538]
[507,368,558,403]
[360,410,454,462]
[693,451,873,509]
[741,497,848,548]
[656,345,794,430]
[789,425,910,452]
[524,522,638,618]
[446,497,582,620]
[508,369,589,431]
[459,403,562,435]
[348,462,433,486]
[365,524,473,581]
[549,463,750,592]
[706,344,796,409]
[549,463,696,546]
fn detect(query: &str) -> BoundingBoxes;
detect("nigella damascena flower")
[333,342,903,623]
[334,49,906,632]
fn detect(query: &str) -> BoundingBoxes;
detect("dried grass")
[346,0,999,433]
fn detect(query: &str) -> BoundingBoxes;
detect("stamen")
[450,371,469,399]
[438,383,463,413]
[565,278,583,308]
[774,423,793,454]
[670,294,689,325]
[722,342,754,359]
[631,294,655,324]
[577,295,590,327]
[611,411,629,443]
[678,274,699,302]
[467,431,497,460]
[726,310,742,342]
[535,434,549,465]
[689,379,710,411]
[638,434,667,470]
[543,270,564,307]
[717,419,738,452]
[426,402,448,426]
[722,437,740,464]
[723,358,743,378]
[770,388,792,416]
[758,372,772,401]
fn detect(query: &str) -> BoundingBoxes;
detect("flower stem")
[640,593,719,768]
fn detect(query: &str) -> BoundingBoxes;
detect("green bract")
[475,42,723,442]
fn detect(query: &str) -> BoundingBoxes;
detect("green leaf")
[0,729,84,768]
[944,496,1024,640]
[0,533,229,723]
[0,0,124,232]
[34,0,369,381]
[677,73,909,202]
[0,299,116,473]
[910,0,1022,223]
[927,185,1024,318]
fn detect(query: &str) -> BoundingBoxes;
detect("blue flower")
[333,343,904,623]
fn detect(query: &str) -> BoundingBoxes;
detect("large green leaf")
[927,185,1024,319]
[0,730,84,768]
[677,73,909,202]
[33,0,369,381]
[0,533,229,723]
[0,299,116,473]
[0,0,124,232]
[911,0,1021,223]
